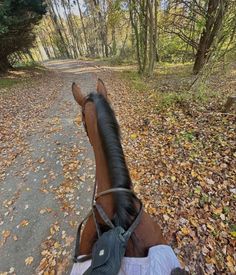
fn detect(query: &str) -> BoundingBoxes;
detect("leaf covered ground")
[0,68,59,182]
[0,62,97,275]
[0,61,235,274]
[98,63,236,274]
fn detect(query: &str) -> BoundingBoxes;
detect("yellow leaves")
[191,170,198,178]
[50,223,60,235]
[68,160,79,171]
[130,133,137,140]
[63,160,79,173]
[53,242,60,249]
[226,255,235,273]
[69,220,77,228]
[171,175,176,182]
[41,250,50,256]
[147,204,158,215]
[25,256,34,266]
[207,223,215,231]
[180,227,190,235]
[159,171,164,177]
[230,231,236,238]
[3,199,14,208]
[43,270,56,275]
[51,117,61,125]
[50,259,56,267]
[130,168,141,181]
[190,218,198,227]
[194,186,202,194]
[38,251,57,274]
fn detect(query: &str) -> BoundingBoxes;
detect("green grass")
[14,61,46,71]
[0,78,21,89]
[121,70,147,91]
[0,61,47,90]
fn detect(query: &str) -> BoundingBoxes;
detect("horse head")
[72,79,166,257]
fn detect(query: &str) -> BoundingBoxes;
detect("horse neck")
[85,104,114,217]
[85,98,136,228]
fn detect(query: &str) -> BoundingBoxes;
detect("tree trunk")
[93,0,109,57]
[147,0,155,76]
[193,40,207,74]
[193,0,228,74]
[0,55,12,73]
[129,0,142,73]
[142,0,148,73]
[111,26,117,56]
[47,1,71,58]
[76,0,90,56]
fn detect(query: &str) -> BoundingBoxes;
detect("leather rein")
[73,96,143,262]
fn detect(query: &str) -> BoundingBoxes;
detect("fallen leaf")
[25,256,34,266]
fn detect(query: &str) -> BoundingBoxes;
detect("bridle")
[81,94,91,136]
[73,94,143,262]
[81,94,140,205]
[73,184,142,263]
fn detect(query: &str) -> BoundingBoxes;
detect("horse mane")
[87,92,138,230]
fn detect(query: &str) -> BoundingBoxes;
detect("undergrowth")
[0,62,46,91]
[121,63,226,111]
[0,78,21,89]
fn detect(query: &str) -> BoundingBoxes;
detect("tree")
[193,0,230,74]
[0,0,47,72]
[129,0,159,75]
[162,0,230,74]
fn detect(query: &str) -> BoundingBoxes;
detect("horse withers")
[70,79,187,274]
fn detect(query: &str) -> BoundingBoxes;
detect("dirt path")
[0,60,101,275]
[1,60,235,274]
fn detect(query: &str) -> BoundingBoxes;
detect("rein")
[73,185,142,263]
[73,95,143,263]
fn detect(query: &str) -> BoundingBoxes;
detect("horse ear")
[96,78,107,98]
[72,82,84,106]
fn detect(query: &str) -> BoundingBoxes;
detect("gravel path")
[0,60,100,275]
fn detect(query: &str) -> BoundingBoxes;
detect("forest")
[0,0,235,274]
[1,0,236,76]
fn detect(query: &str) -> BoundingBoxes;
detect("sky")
[56,0,85,17]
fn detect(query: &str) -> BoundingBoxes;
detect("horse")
[71,79,187,274]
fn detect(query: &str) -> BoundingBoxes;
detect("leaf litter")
[98,67,235,274]
[1,64,235,274]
